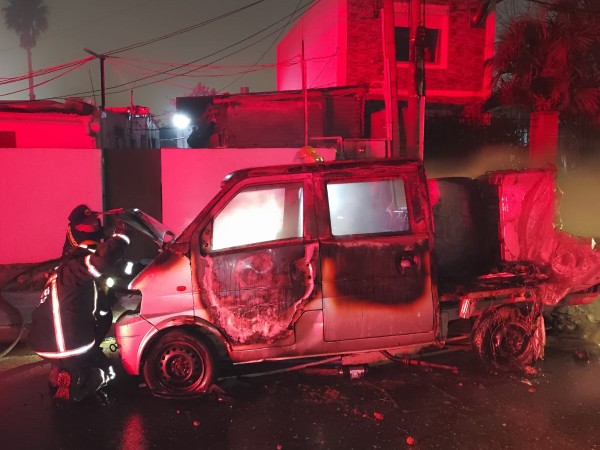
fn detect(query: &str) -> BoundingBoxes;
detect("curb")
[0,359,48,378]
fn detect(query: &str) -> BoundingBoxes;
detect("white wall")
[276,0,346,91]
[0,148,103,264]
[161,147,337,235]
[0,147,336,263]
[0,113,97,148]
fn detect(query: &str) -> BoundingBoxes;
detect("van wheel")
[143,330,217,398]
[471,305,545,373]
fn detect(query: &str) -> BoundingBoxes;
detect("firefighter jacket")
[28,233,130,359]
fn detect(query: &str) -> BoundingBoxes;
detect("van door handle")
[396,253,420,275]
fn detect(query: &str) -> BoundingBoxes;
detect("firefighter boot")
[48,364,61,395]
[53,370,72,402]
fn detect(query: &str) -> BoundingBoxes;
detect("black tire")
[471,305,545,373]
[142,330,217,399]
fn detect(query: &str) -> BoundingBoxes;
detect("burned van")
[115,159,600,398]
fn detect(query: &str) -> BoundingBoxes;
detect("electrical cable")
[0,59,89,97]
[218,0,309,93]
[0,260,58,358]
[105,0,270,57]
[109,57,287,79]
[0,0,272,98]
[89,1,314,95]
[0,57,93,86]
[0,0,319,106]
[51,2,315,100]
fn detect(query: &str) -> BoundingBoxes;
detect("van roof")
[221,158,423,188]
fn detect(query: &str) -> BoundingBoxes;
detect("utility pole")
[84,48,107,110]
[26,49,35,101]
[406,0,425,160]
[382,0,401,158]
[302,40,308,146]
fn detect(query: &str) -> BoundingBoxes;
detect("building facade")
[277,0,495,114]
[0,99,160,149]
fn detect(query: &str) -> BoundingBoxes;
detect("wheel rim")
[489,322,530,363]
[157,342,206,392]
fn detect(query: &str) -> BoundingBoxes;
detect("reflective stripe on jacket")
[28,234,129,358]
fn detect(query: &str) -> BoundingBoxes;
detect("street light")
[172,113,191,129]
[84,48,107,110]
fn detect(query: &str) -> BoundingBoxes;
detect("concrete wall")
[0,147,336,264]
[0,113,97,149]
[0,148,103,264]
[161,147,337,236]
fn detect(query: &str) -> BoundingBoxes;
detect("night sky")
[0,0,529,117]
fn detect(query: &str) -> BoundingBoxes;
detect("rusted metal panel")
[321,237,435,341]
[196,243,320,345]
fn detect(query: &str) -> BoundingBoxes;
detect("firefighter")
[60,205,118,366]
[62,204,105,256]
[28,208,131,403]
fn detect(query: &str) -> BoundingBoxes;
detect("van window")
[212,183,303,250]
[327,179,409,235]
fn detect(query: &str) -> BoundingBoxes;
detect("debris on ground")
[573,347,590,363]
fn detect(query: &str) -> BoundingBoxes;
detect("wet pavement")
[0,335,598,450]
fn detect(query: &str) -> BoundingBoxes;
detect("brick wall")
[346,0,384,88]
[346,0,487,96]
[215,91,364,148]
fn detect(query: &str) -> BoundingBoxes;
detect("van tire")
[471,305,545,373]
[143,330,217,398]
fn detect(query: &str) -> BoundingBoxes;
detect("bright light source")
[124,261,134,275]
[172,113,191,129]
[105,277,115,288]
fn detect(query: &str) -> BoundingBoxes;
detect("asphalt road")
[0,335,598,450]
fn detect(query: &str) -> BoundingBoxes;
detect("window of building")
[327,178,409,236]
[395,27,441,63]
[212,183,304,250]
[393,4,448,69]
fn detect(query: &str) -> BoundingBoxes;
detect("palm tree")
[488,0,600,164]
[2,0,49,101]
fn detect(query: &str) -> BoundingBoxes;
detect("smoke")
[556,159,600,239]
[424,144,527,179]
[424,144,600,239]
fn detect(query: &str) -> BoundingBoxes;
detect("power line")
[105,1,315,93]
[109,56,297,79]
[0,60,89,97]
[0,0,317,107]
[0,57,94,86]
[50,1,315,100]
[218,0,310,92]
[0,0,270,94]
[105,0,270,56]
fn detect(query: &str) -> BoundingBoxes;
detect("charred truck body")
[115,160,600,398]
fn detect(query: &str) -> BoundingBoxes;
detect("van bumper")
[115,312,154,376]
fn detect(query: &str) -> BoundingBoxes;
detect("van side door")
[316,167,435,342]
[193,174,320,346]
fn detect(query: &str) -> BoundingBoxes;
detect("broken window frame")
[325,177,410,237]
[393,3,449,70]
[210,181,305,251]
